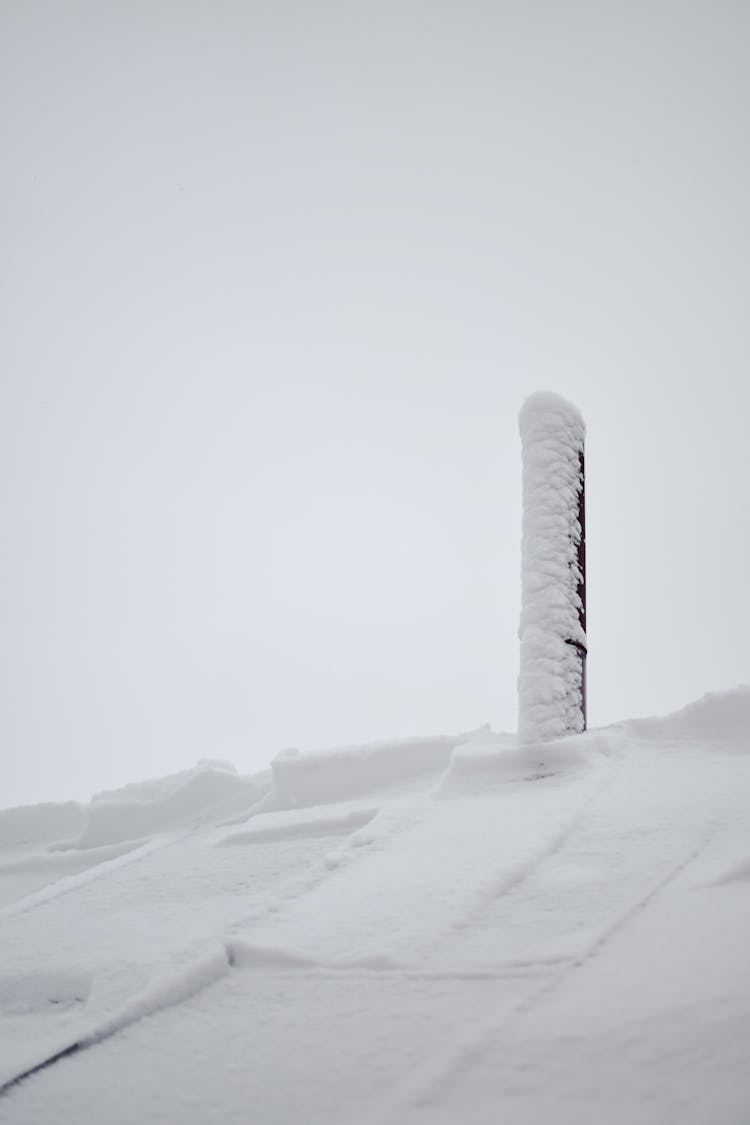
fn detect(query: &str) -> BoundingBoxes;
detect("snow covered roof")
[2,688,750,1122]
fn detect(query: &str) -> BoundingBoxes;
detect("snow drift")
[0,802,85,849]
[270,727,486,808]
[619,684,750,747]
[74,764,269,849]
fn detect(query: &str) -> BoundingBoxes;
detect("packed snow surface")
[518,392,586,742]
[1,690,749,1123]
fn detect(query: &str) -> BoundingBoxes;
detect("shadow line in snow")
[226,940,401,973]
[226,940,571,980]
[0,947,231,1100]
[0,1043,81,1098]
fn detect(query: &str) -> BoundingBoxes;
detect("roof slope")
[1,689,749,1123]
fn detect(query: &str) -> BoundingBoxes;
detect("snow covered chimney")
[518,392,586,741]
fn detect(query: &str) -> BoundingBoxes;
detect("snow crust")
[1,688,749,1123]
[90,759,238,805]
[270,727,485,808]
[75,764,269,849]
[518,391,586,741]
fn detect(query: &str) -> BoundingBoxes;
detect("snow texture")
[1,688,749,1124]
[518,391,586,741]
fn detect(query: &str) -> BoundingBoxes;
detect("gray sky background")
[2,1,749,808]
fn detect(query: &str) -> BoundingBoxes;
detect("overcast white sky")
[2,1,749,808]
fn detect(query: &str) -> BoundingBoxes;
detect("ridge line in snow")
[0,834,185,919]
